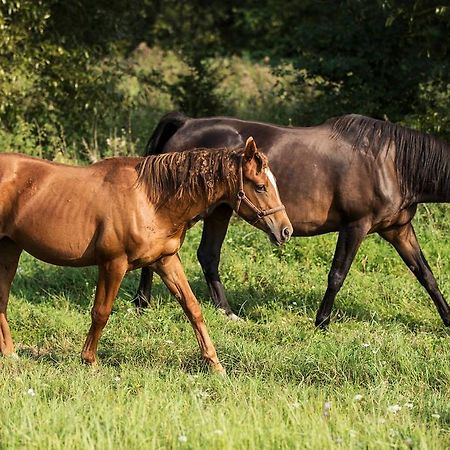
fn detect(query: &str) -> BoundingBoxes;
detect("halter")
[234,155,286,224]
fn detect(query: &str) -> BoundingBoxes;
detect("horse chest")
[128,233,183,270]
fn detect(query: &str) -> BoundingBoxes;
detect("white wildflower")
[195,389,210,399]
[404,402,413,409]
[361,343,370,348]
[26,388,36,396]
[178,434,187,443]
[353,394,363,402]
[323,401,332,417]
[387,404,402,414]
[431,413,440,419]
[290,401,300,409]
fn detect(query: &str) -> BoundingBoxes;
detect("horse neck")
[416,189,450,204]
[396,141,450,203]
[410,166,450,203]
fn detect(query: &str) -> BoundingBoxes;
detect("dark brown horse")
[0,139,292,372]
[134,112,450,328]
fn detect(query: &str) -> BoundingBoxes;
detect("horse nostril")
[282,227,291,241]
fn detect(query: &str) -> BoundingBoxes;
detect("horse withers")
[0,138,292,372]
[134,112,450,329]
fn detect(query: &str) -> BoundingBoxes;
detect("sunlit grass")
[1,205,450,448]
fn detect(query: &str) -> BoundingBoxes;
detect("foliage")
[1,0,449,158]
[227,1,450,131]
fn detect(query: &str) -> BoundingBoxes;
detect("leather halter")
[234,154,286,224]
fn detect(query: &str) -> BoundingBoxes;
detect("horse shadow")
[12,262,147,310]
[11,260,446,335]
[12,263,448,373]
[186,277,445,333]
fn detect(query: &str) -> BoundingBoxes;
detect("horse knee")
[197,248,219,277]
[197,246,214,265]
[191,310,204,324]
[91,308,110,327]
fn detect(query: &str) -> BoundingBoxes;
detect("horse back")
[151,115,403,234]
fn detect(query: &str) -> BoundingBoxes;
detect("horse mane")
[136,147,267,208]
[330,114,450,198]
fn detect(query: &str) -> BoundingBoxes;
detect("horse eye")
[255,184,266,193]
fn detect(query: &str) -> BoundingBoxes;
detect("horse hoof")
[219,309,240,321]
[132,294,151,310]
[227,312,241,321]
[212,363,226,376]
[81,354,98,366]
[133,306,146,316]
[2,351,19,360]
[315,317,330,329]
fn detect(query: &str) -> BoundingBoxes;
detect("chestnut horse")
[134,112,450,328]
[0,138,292,372]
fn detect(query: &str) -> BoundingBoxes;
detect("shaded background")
[0,0,448,161]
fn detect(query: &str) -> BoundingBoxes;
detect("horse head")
[234,137,293,246]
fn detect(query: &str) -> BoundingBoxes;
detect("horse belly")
[11,203,98,266]
[13,228,97,266]
[279,180,341,236]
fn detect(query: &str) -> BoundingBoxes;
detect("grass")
[1,205,450,449]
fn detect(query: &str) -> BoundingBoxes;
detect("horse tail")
[143,111,188,156]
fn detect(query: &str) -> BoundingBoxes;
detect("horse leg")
[132,266,154,309]
[315,223,369,328]
[380,223,450,326]
[81,258,127,364]
[0,238,22,357]
[197,204,236,319]
[153,253,224,373]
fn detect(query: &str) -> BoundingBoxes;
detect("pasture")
[1,205,450,449]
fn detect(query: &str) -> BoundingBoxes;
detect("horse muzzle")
[269,224,293,246]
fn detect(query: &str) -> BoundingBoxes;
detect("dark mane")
[330,114,450,198]
[136,147,244,208]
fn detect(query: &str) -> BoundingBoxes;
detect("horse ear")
[243,136,258,161]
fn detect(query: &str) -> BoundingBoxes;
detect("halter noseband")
[234,155,286,224]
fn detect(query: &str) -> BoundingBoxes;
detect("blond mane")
[136,147,264,208]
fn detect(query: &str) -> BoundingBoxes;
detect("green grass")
[1,205,450,449]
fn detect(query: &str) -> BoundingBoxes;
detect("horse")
[0,138,292,372]
[133,112,450,329]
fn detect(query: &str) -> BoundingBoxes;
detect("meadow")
[1,2,449,448]
[1,203,450,449]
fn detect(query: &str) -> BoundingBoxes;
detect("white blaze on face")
[265,168,281,201]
